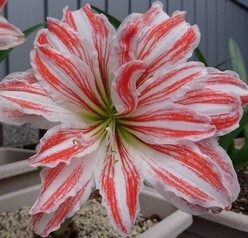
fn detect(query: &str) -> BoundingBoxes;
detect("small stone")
[0,199,160,237]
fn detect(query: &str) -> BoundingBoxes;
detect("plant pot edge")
[0,147,36,179]
[200,210,248,232]
[0,185,192,238]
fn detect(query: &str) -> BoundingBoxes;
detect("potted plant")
[0,184,193,238]
[1,2,247,238]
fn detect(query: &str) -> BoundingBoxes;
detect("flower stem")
[52,218,73,237]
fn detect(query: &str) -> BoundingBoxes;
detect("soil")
[231,165,248,215]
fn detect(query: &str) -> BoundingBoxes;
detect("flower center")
[99,102,118,126]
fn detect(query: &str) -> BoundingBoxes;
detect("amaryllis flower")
[0,2,247,237]
[0,0,25,50]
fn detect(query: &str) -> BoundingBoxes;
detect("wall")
[0,0,248,146]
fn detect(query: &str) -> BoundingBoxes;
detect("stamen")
[105,126,118,163]
[106,127,114,147]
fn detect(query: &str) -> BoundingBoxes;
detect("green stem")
[194,47,208,67]
[52,218,73,237]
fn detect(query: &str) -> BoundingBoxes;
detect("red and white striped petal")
[32,178,93,237]
[0,0,6,11]
[138,62,207,107]
[0,101,36,126]
[111,60,146,115]
[196,139,240,203]
[0,101,57,129]
[28,124,102,168]
[62,4,116,95]
[44,18,86,59]
[30,155,96,215]
[116,2,199,86]
[0,16,25,50]
[36,18,98,69]
[138,13,199,85]
[120,103,215,144]
[99,131,143,236]
[115,2,169,66]
[206,68,248,105]
[129,136,238,214]
[158,190,222,215]
[0,70,82,125]
[176,87,242,136]
[31,45,105,115]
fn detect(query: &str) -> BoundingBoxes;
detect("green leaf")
[23,22,46,37]
[90,5,121,28]
[194,47,208,67]
[0,22,46,63]
[244,124,248,143]
[219,108,248,150]
[228,39,248,144]
[229,38,248,83]
[226,141,236,155]
[52,218,73,237]
[0,48,11,63]
[230,143,248,169]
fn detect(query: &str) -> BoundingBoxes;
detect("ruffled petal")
[0,101,56,129]
[28,124,103,167]
[62,4,116,98]
[206,68,248,105]
[126,134,238,214]
[137,12,199,85]
[36,18,100,77]
[30,153,97,215]
[176,87,242,136]
[0,70,81,125]
[120,103,215,144]
[32,178,93,237]
[116,2,199,85]
[31,45,106,116]
[115,2,168,65]
[196,139,240,202]
[99,131,143,236]
[39,18,88,61]
[158,190,222,215]
[138,62,207,107]
[111,60,146,115]
[0,16,25,50]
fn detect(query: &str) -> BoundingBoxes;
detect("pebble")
[0,199,159,238]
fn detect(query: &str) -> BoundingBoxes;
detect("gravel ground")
[231,165,248,215]
[2,166,246,237]
[0,199,160,238]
